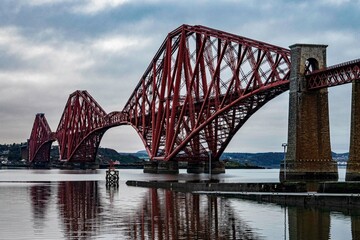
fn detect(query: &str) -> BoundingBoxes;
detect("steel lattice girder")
[28,25,292,164]
[28,113,54,163]
[122,24,291,161]
[306,58,360,90]
[27,25,360,164]
[56,90,108,162]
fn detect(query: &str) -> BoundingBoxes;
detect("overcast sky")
[0,0,359,153]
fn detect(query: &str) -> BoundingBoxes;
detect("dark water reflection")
[127,189,260,240]
[27,183,360,240]
[0,169,359,239]
[57,181,102,239]
[30,183,52,231]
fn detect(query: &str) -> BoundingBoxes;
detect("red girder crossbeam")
[122,24,291,161]
[306,58,360,90]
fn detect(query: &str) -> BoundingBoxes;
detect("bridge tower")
[280,44,338,181]
[346,81,360,180]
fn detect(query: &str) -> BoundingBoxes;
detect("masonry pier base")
[143,161,179,174]
[280,160,338,182]
[187,162,205,174]
[59,162,99,170]
[346,163,360,181]
[205,161,226,174]
[30,161,50,169]
[187,161,226,174]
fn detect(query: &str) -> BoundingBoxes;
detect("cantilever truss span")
[27,25,293,163]
[29,24,358,164]
[122,25,291,162]
[28,113,55,163]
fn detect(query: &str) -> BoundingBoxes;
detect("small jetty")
[126,180,360,208]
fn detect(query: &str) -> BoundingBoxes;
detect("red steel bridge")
[28,25,360,170]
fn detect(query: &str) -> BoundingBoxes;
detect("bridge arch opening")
[328,84,351,154]
[99,125,147,155]
[305,58,319,74]
[226,92,289,153]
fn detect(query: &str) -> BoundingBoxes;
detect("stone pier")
[204,161,226,174]
[187,162,205,174]
[187,160,225,174]
[143,160,179,174]
[346,80,360,181]
[280,44,338,181]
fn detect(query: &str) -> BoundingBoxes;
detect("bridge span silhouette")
[27,24,360,181]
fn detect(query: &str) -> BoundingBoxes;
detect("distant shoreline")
[0,163,265,170]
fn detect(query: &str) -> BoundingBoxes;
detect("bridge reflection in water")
[57,181,102,239]
[30,183,52,231]
[24,181,360,239]
[126,189,260,239]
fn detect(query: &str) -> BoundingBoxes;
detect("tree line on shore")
[0,143,349,168]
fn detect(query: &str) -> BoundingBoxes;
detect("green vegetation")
[97,147,142,164]
[224,160,264,169]
[0,143,349,168]
[221,152,285,168]
[0,143,143,166]
[0,143,23,162]
[221,152,348,168]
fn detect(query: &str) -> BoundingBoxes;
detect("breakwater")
[126,180,307,192]
[126,180,360,208]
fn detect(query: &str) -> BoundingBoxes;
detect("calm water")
[0,168,357,240]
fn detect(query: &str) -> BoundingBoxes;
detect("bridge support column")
[143,161,158,173]
[157,161,179,174]
[204,161,225,174]
[143,161,179,174]
[187,162,205,174]
[280,44,338,182]
[346,81,360,181]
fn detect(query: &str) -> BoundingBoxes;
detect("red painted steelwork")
[122,24,291,162]
[56,90,109,162]
[306,58,360,90]
[27,22,360,165]
[28,113,55,163]
[28,24,292,164]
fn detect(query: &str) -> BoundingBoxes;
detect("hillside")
[220,152,284,168]
[220,152,349,168]
[97,147,141,164]
[0,144,142,165]
[0,143,349,168]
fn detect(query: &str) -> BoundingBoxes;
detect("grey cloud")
[0,0,359,153]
